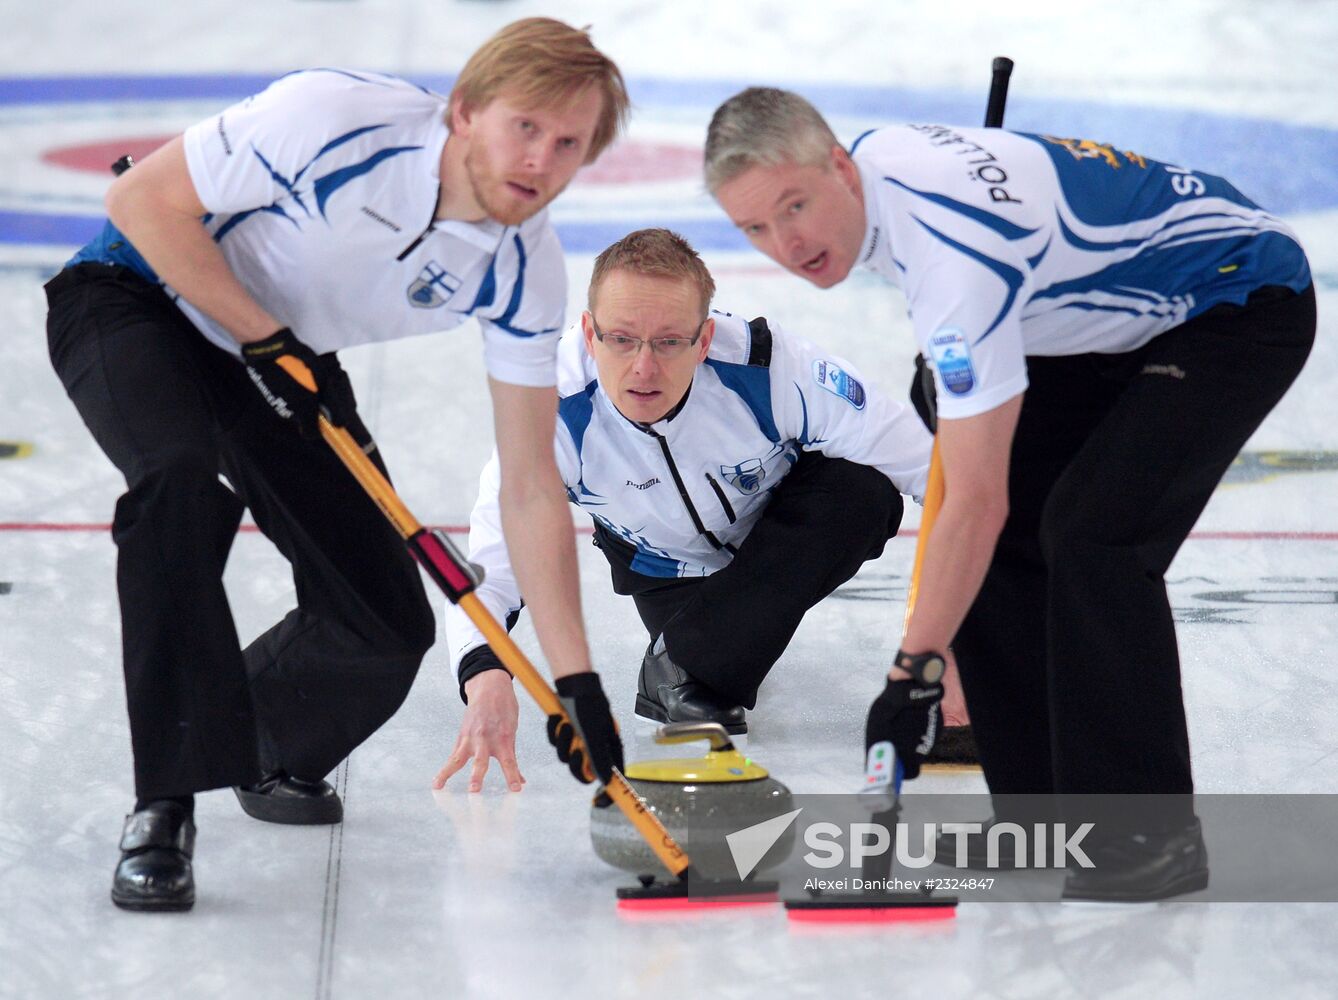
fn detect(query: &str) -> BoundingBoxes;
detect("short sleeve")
[904,229,1030,419]
[769,322,933,497]
[478,224,568,387]
[182,70,408,215]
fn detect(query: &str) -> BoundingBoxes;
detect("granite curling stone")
[590,722,794,880]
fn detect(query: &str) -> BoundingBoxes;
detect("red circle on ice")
[42,136,703,186]
[576,142,702,185]
[43,136,171,173]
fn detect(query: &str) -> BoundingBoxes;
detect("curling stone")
[590,722,794,880]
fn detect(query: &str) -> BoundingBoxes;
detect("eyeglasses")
[590,316,706,358]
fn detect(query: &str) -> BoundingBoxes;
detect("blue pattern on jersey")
[214,203,296,242]
[487,234,561,338]
[792,385,828,448]
[1026,237,1051,270]
[497,234,527,327]
[913,216,1024,343]
[248,145,308,214]
[586,513,679,576]
[629,546,687,578]
[313,145,422,218]
[1108,285,1171,305]
[1028,229,1310,320]
[703,359,780,443]
[559,380,606,517]
[303,124,391,172]
[565,483,608,509]
[208,122,419,238]
[1018,131,1260,227]
[1041,300,1145,318]
[795,384,810,445]
[883,176,1038,241]
[558,379,600,457]
[1055,214,1147,252]
[849,129,876,156]
[67,220,158,281]
[460,256,497,314]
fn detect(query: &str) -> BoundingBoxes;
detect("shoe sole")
[1061,868,1210,903]
[111,889,195,912]
[633,694,748,735]
[233,788,343,825]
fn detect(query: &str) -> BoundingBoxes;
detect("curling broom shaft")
[985,56,1013,129]
[902,439,945,630]
[295,383,692,877]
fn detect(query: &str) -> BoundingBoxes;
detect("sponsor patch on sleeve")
[812,359,867,410]
[928,328,976,396]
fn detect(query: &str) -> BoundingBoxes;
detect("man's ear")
[831,144,860,192]
[581,311,597,354]
[450,98,474,137]
[697,317,715,360]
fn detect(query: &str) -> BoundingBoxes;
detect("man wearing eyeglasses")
[433,227,936,792]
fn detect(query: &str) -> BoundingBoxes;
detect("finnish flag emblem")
[721,458,766,495]
[407,261,461,309]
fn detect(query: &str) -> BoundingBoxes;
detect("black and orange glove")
[548,672,624,785]
[865,672,944,794]
[241,328,356,438]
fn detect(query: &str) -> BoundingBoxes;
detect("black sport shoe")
[111,801,196,912]
[234,772,343,825]
[634,641,747,735]
[1062,819,1209,902]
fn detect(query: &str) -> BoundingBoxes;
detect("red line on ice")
[3,524,1337,540]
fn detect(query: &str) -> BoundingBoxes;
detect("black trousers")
[597,451,904,708]
[952,285,1316,822]
[45,264,435,801]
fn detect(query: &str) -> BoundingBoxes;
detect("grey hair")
[703,87,841,194]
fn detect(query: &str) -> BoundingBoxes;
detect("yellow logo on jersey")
[1043,135,1148,170]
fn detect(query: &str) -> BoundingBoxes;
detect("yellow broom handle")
[902,440,945,632]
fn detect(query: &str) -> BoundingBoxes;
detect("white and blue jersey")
[69,69,566,387]
[851,124,1312,418]
[444,310,933,676]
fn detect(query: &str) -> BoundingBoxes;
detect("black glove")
[548,672,624,785]
[241,328,356,438]
[909,352,938,433]
[865,675,944,793]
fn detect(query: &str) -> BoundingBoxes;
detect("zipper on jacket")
[396,186,440,260]
[396,221,435,260]
[649,430,737,555]
[704,472,737,524]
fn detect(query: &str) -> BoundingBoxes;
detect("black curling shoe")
[634,642,747,735]
[111,801,196,912]
[234,772,343,825]
[1062,819,1209,903]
